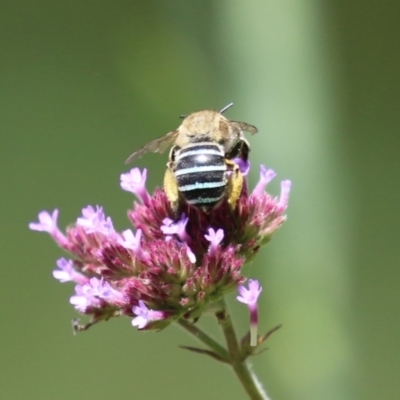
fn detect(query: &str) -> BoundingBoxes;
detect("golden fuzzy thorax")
[175,110,248,155]
[125,108,257,164]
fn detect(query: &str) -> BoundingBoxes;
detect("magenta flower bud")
[120,168,150,204]
[237,279,263,346]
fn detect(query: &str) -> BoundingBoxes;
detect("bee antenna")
[179,114,187,119]
[220,103,234,114]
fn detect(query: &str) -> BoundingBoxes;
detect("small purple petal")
[237,279,262,308]
[120,168,150,204]
[85,277,123,302]
[237,279,262,347]
[252,166,277,196]
[29,209,68,246]
[70,284,101,312]
[70,278,123,312]
[277,180,291,212]
[205,228,224,246]
[29,210,59,233]
[205,228,224,255]
[53,258,74,282]
[53,258,87,284]
[119,229,142,252]
[233,158,251,176]
[161,214,189,242]
[70,294,91,313]
[76,205,115,235]
[186,245,196,264]
[161,217,174,231]
[132,300,164,329]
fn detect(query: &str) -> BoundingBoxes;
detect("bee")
[125,104,258,212]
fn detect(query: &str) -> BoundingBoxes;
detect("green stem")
[177,319,230,362]
[216,299,271,400]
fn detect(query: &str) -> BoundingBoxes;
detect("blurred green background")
[1,1,399,399]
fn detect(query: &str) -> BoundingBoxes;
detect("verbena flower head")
[30,163,290,331]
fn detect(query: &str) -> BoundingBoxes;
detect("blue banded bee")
[125,104,258,212]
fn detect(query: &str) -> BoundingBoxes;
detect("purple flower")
[70,284,101,312]
[252,165,277,196]
[161,214,190,242]
[76,206,115,236]
[277,180,292,212]
[205,228,224,255]
[29,210,68,246]
[233,158,251,176]
[70,278,124,313]
[30,156,290,331]
[88,277,125,303]
[29,209,59,233]
[237,280,262,346]
[132,300,164,329]
[160,215,196,263]
[237,279,262,307]
[53,258,87,284]
[119,229,142,252]
[120,168,150,204]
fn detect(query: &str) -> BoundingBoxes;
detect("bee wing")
[125,130,179,164]
[231,121,258,135]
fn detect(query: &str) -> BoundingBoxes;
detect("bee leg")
[225,159,243,210]
[163,164,180,214]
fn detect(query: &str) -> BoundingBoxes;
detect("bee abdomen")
[175,143,227,209]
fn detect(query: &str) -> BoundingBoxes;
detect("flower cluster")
[30,165,290,331]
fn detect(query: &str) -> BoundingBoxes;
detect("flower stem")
[177,319,230,362]
[216,299,271,400]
